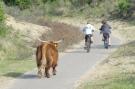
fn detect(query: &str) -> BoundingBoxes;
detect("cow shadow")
[3,72,38,79]
[3,72,23,78]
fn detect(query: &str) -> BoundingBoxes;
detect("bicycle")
[85,35,92,52]
[103,33,109,49]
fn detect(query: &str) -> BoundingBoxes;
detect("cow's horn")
[55,39,64,43]
[37,38,48,42]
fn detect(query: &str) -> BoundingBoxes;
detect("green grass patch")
[80,74,135,89]
[0,25,35,78]
[0,24,10,37]
[0,59,35,77]
[110,41,135,58]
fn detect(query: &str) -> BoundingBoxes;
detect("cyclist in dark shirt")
[99,20,111,46]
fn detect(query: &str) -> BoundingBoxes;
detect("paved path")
[9,31,121,89]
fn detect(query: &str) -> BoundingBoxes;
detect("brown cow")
[36,39,62,78]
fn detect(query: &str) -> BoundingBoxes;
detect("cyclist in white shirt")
[83,22,95,47]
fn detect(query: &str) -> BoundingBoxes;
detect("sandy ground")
[0,77,14,89]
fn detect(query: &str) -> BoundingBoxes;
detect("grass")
[81,74,135,89]
[0,26,35,78]
[0,23,10,37]
[0,59,35,77]
[77,54,135,89]
[77,56,135,89]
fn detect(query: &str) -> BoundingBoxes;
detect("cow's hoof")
[45,74,50,78]
[53,73,56,75]
[38,75,43,78]
[46,76,50,78]
[38,73,44,78]
[38,74,41,78]
[39,76,42,79]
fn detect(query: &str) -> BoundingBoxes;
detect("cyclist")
[99,20,111,46]
[83,22,95,48]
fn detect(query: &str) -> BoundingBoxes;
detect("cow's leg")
[37,62,42,78]
[38,65,45,78]
[45,66,51,78]
[52,64,57,75]
[37,66,41,77]
[38,59,46,78]
[45,57,53,78]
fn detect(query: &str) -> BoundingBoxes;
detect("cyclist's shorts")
[85,34,92,42]
[103,33,109,39]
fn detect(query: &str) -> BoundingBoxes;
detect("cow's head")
[49,41,58,48]
[50,39,63,47]
[38,38,63,47]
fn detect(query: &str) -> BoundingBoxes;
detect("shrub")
[3,0,16,6]
[0,1,5,22]
[0,24,9,37]
[15,0,31,10]
[3,0,32,10]
[117,0,130,17]
[0,1,8,37]
[40,21,83,51]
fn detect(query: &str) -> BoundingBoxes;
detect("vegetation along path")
[8,30,121,89]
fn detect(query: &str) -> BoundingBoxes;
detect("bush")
[0,24,10,37]
[117,0,130,17]
[40,21,83,51]
[15,0,31,10]
[0,1,8,37]
[3,0,32,10]
[0,1,5,22]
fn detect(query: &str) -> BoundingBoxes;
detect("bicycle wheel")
[104,37,109,49]
[86,36,91,52]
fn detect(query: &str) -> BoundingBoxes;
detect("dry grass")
[110,20,135,42]
[38,21,84,51]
